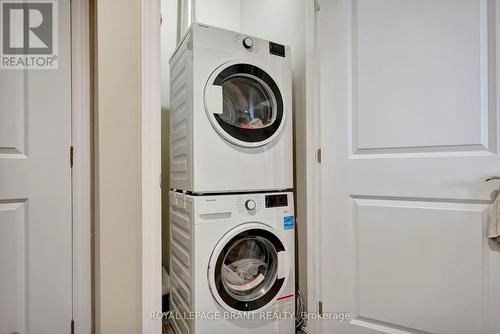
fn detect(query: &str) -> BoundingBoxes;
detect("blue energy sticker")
[284,216,295,230]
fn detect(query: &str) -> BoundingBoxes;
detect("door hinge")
[314,0,320,11]
[316,148,322,164]
[70,319,74,334]
[318,301,323,315]
[70,146,74,168]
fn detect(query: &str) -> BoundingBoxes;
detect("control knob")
[245,199,256,210]
[242,37,254,49]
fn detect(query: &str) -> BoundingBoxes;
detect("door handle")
[486,176,500,182]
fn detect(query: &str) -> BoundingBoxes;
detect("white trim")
[71,0,92,332]
[141,0,162,333]
[305,0,321,333]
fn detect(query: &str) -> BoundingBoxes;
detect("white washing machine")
[169,23,293,193]
[169,191,295,334]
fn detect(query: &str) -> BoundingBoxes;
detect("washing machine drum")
[209,228,288,312]
[204,64,285,147]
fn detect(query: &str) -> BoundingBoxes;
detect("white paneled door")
[319,0,500,333]
[0,1,72,333]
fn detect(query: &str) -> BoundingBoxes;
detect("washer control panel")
[237,196,263,214]
[236,194,290,214]
[196,192,292,223]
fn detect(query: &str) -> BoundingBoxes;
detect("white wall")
[94,0,142,332]
[239,0,304,48]
[194,0,241,31]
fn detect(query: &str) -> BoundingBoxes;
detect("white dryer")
[169,191,295,334]
[169,23,293,193]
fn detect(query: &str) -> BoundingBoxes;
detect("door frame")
[72,0,92,332]
[139,0,321,333]
[71,0,162,332]
[305,0,321,333]
[141,0,162,333]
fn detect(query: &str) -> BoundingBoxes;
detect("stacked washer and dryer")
[168,23,295,334]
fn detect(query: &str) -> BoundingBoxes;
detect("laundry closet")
[160,0,308,333]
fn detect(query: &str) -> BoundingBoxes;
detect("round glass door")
[220,76,276,130]
[221,236,277,301]
[210,228,287,312]
[204,63,284,147]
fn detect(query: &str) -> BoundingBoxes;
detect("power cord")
[296,290,307,333]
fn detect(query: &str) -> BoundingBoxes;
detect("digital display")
[269,42,285,57]
[265,194,288,208]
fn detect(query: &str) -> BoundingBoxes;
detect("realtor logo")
[1,0,58,69]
